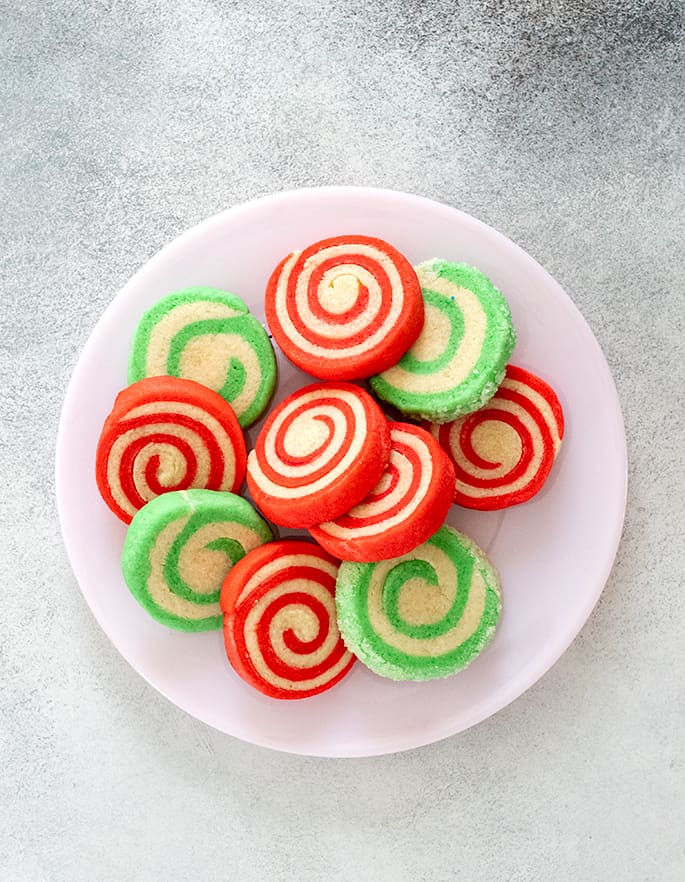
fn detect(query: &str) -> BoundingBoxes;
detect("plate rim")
[55,185,628,757]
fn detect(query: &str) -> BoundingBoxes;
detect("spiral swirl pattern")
[96,377,246,523]
[129,287,277,427]
[429,364,564,510]
[121,489,273,631]
[220,540,354,698]
[247,382,391,528]
[265,236,424,379]
[310,422,455,562]
[335,525,501,681]
[370,260,516,422]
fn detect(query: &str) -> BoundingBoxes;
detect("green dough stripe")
[335,525,501,680]
[382,547,474,639]
[129,287,277,427]
[370,262,516,422]
[396,289,463,376]
[165,318,253,405]
[163,530,247,605]
[122,489,273,632]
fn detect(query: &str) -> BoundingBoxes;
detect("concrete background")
[1,1,683,879]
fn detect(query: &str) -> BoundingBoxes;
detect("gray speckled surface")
[2,1,684,879]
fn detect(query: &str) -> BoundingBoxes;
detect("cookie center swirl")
[382,557,470,639]
[234,555,353,692]
[250,582,340,675]
[470,419,522,470]
[145,300,243,377]
[319,273,362,314]
[366,538,487,656]
[147,444,188,490]
[106,401,238,517]
[168,520,250,602]
[176,523,247,595]
[281,412,335,461]
[446,387,549,490]
[274,601,322,647]
[275,243,406,357]
[249,387,369,498]
[177,333,257,403]
[146,517,264,620]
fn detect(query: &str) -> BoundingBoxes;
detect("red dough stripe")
[265,397,356,487]
[507,364,564,437]
[95,376,246,523]
[430,364,564,511]
[246,382,392,528]
[265,235,424,380]
[309,422,456,562]
[301,253,394,347]
[220,540,355,699]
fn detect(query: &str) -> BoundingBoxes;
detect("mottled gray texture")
[1,1,684,879]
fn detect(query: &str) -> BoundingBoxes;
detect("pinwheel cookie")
[122,489,273,631]
[129,286,277,427]
[96,376,246,523]
[336,525,501,681]
[310,422,455,562]
[427,364,564,509]
[246,382,391,528]
[370,261,516,422]
[221,539,355,699]
[265,235,424,379]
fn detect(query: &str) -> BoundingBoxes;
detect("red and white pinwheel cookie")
[265,235,424,379]
[427,365,564,510]
[96,376,246,523]
[221,539,355,699]
[310,422,455,562]
[246,382,391,528]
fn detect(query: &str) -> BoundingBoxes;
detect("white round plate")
[56,187,627,757]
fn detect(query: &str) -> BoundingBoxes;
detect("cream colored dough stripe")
[145,300,244,376]
[318,431,433,539]
[296,265,382,340]
[237,554,339,605]
[243,582,347,690]
[107,423,213,516]
[449,399,544,489]
[378,274,487,393]
[177,334,262,415]
[249,390,367,498]
[502,377,562,449]
[318,265,372,314]
[275,244,405,357]
[367,544,487,655]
